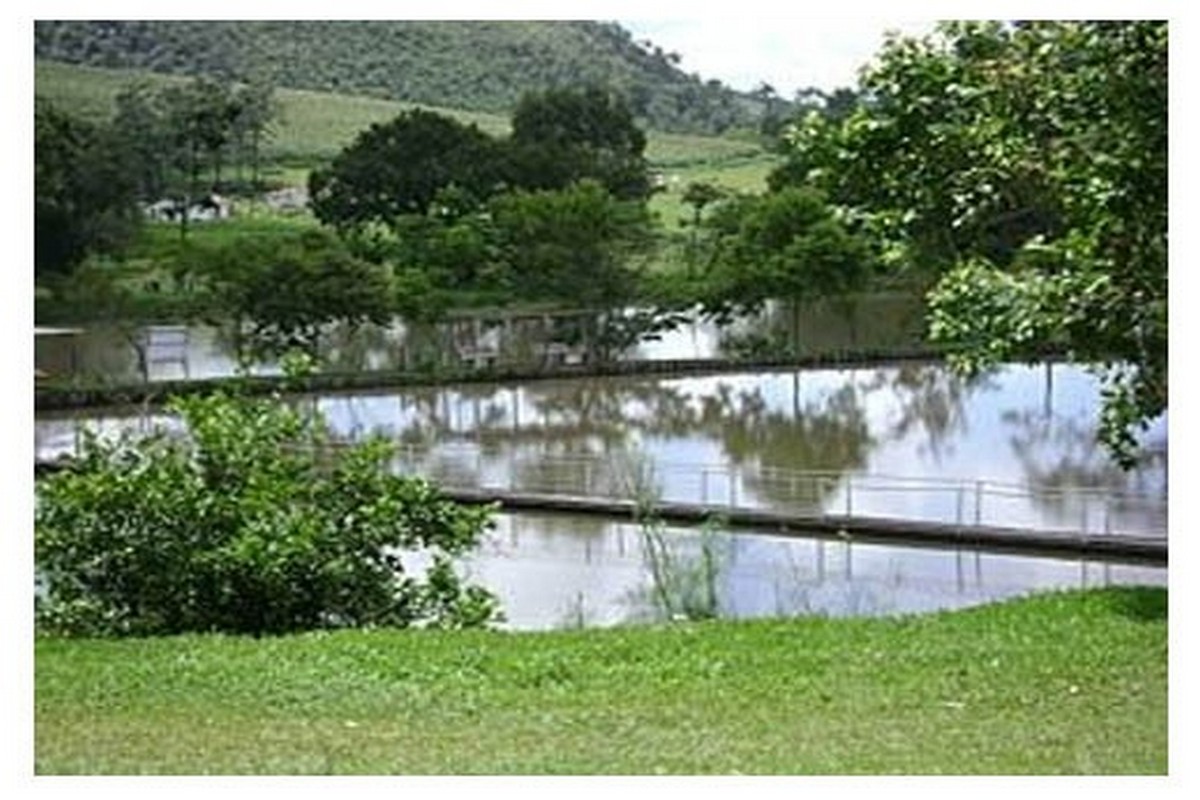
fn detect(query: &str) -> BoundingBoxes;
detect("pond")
[447,512,1164,630]
[35,361,1168,630]
[33,293,927,383]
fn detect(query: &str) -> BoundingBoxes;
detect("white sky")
[620,18,935,96]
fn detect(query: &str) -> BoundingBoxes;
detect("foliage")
[34,20,766,135]
[777,21,1167,465]
[309,109,506,230]
[489,180,652,305]
[105,73,278,210]
[35,100,142,278]
[188,229,393,359]
[509,85,652,200]
[701,187,874,317]
[35,381,500,637]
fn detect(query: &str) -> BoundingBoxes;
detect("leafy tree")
[489,180,656,360]
[230,76,277,193]
[777,21,1167,464]
[36,378,500,637]
[159,77,242,239]
[509,85,652,200]
[702,187,873,330]
[191,229,393,360]
[35,100,141,278]
[308,109,505,230]
[680,181,726,272]
[111,80,172,200]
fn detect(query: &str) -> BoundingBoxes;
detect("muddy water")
[35,360,1168,629]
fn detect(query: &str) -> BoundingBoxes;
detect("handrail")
[377,443,1167,541]
[34,429,1167,541]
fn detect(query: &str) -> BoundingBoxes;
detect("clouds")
[621,17,936,96]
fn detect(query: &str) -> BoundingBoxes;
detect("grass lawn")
[34,587,1167,775]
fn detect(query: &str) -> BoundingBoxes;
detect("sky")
[620,17,935,96]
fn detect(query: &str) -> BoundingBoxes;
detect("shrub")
[35,382,500,637]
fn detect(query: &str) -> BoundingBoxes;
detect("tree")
[160,77,241,239]
[489,180,656,361]
[36,378,500,637]
[680,181,726,273]
[702,187,873,329]
[231,76,277,193]
[508,85,652,200]
[111,80,172,200]
[35,100,141,278]
[777,21,1167,465]
[309,109,505,230]
[191,229,393,361]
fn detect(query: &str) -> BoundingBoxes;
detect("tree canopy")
[35,100,142,278]
[509,85,652,200]
[309,87,654,232]
[189,229,393,359]
[308,109,505,229]
[699,187,873,322]
[776,21,1167,464]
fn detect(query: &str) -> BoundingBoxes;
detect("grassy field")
[34,587,1167,775]
[35,59,766,172]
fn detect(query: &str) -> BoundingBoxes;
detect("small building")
[144,194,233,223]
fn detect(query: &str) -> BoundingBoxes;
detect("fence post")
[1103,497,1111,536]
[975,481,983,526]
[729,467,737,508]
[956,485,965,533]
[701,468,709,506]
[845,476,853,517]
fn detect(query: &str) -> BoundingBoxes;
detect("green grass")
[36,59,765,175]
[649,153,781,232]
[35,587,1167,774]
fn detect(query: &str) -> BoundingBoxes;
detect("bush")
[35,382,500,637]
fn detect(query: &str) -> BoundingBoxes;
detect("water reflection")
[459,512,1165,631]
[36,361,1168,629]
[36,363,1167,531]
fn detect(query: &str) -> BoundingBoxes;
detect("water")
[32,293,927,383]
[34,294,1167,630]
[453,512,1164,631]
[35,361,1168,630]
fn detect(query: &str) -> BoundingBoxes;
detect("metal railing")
[380,444,1168,542]
[33,416,1168,543]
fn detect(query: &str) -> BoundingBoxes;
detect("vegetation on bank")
[35,587,1167,774]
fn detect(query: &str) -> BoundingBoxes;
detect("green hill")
[34,60,768,172]
[34,20,768,135]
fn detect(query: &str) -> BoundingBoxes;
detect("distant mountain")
[34,20,771,135]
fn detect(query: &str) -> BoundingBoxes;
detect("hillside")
[33,60,768,172]
[34,20,769,135]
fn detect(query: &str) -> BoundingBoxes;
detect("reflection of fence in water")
[388,444,1168,541]
[35,420,1166,542]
